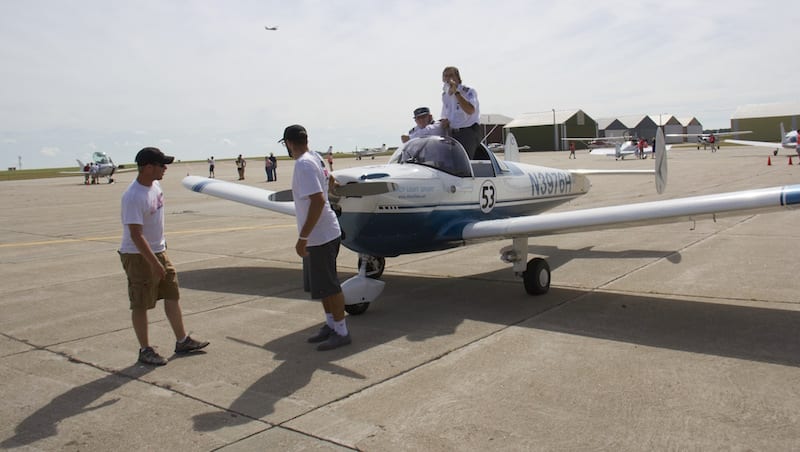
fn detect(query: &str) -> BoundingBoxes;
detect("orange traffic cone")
[767,156,772,165]
[789,156,794,165]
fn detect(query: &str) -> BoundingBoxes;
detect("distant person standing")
[796,133,800,162]
[440,66,480,158]
[281,125,351,351]
[326,146,334,171]
[637,138,645,159]
[235,154,246,180]
[269,152,278,181]
[207,156,215,178]
[569,141,576,159]
[708,133,717,152]
[119,147,209,365]
[265,155,274,182]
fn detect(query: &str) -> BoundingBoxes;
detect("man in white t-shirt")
[281,124,351,351]
[119,147,209,365]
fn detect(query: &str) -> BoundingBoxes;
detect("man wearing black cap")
[401,107,444,143]
[281,125,351,351]
[119,147,209,365]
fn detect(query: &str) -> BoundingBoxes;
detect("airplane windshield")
[388,136,472,177]
[92,152,110,165]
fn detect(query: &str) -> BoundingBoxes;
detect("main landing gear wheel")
[345,302,370,316]
[357,256,385,279]
[523,258,550,295]
[344,256,386,316]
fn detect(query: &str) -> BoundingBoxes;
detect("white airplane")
[725,123,798,156]
[60,151,135,184]
[183,129,799,315]
[487,142,530,153]
[666,130,751,150]
[352,146,387,160]
[565,136,669,160]
[264,25,278,31]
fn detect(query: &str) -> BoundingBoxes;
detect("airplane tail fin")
[655,127,667,194]
[504,133,520,163]
[76,159,84,167]
[780,123,787,145]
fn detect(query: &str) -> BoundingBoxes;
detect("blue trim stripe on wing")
[192,180,215,192]
[782,185,800,206]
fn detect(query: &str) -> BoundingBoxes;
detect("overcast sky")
[0,0,795,169]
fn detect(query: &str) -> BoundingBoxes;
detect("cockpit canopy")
[92,152,111,165]
[388,136,472,177]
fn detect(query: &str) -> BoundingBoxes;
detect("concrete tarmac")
[1,146,798,450]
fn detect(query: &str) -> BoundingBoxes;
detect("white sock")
[325,313,335,328]
[333,319,348,336]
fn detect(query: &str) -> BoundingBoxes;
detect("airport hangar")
[484,111,703,151]
[731,102,800,141]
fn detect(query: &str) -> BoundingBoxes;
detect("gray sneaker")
[138,347,167,366]
[175,336,210,354]
[317,332,351,351]
[307,324,334,343]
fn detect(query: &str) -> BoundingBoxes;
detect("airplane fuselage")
[332,158,590,256]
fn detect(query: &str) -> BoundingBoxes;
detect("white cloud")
[39,147,61,157]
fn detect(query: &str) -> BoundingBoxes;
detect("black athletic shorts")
[305,236,342,299]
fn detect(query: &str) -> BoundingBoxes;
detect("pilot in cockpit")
[401,107,444,143]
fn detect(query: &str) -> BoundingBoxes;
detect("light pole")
[552,108,557,151]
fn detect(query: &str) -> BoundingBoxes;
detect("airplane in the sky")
[564,136,669,160]
[183,130,799,315]
[60,151,135,184]
[264,25,278,31]
[725,123,798,156]
[666,130,751,150]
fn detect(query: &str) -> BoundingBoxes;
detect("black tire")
[357,256,385,279]
[523,258,550,295]
[345,302,370,315]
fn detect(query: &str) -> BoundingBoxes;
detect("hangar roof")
[732,102,800,119]
[504,110,584,128]
[479,114,514,125]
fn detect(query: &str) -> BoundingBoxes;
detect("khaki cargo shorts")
[119,251,180,310]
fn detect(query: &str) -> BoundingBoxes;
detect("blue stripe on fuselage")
[339,197,572,256]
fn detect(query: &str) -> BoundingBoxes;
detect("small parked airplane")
[183,130,799,315]
[564,136,669,160]
[725,123,798,156]
[60,151,135,184]
[264,25,278,31]
[666,130,751,150]
[352,146,386,160]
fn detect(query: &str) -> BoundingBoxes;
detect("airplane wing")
[461,185,800,241]
[183,176,296,216]
[588,147,632,156]
[59,167,137,175]
[724,139,782,147]
[181,176,398,215]
[667,131,751,138]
